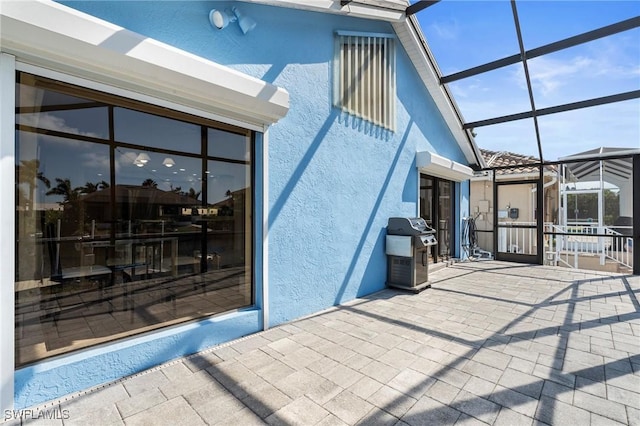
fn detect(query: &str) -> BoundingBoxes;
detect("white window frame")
[334,31,396,131]
[0,52,16,413]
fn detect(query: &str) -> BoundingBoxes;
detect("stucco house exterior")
[0,0,482,410]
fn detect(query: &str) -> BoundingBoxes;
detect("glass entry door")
[438,180,452,259]
[420,174,454,263]
[495,180,540,263]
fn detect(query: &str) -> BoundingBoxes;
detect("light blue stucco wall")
[15,0,471,408]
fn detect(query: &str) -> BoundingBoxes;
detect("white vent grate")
[335,33,396,131]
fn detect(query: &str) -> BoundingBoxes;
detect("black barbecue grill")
[386,217,437,292]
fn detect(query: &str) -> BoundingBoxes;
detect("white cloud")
[82,151,110,171]
[517,42,640,100]
[17,112,101,143]
[521,56,595,97]
[427,19,460,41]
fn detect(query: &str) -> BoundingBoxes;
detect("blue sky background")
[415,0,640,161]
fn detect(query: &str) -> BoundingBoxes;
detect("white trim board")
[417,151,474,182]
[0,52,16,413]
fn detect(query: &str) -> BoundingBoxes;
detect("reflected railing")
[14,216,251,366]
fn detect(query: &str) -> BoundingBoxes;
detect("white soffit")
[0,1,289,129]
[241,0,406,21]
[417,151,474,182]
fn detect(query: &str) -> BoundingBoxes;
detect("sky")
[414,0,640,162]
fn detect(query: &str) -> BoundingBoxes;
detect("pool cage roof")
[403,1,638,274]
[407,0,640,168]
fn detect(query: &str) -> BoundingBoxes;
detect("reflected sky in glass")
[114,107,201,154]
[17,132,110,205]
[208,128,250,162]
[207,160,250,206]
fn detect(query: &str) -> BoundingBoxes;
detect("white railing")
[603,228,633,269]
[545,224,633,270]
[497,221,537,255]
[493,221,633,271]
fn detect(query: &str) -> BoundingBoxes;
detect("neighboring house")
[469,149,558,256]
[0,0,482,409]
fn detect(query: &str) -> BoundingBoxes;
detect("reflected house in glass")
[80,184,201,223]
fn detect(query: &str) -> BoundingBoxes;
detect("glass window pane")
[114,107,201,154]
[205,160,252,304]
[15,72,254,367]
[438,180,452,257]
[208,128,250,162]
[16,75,109,139]
[15,132,111,366]
[113,149,202,235]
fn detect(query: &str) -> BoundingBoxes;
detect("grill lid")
[387,217,435,235]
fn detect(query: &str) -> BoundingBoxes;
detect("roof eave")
[239,0,406,21]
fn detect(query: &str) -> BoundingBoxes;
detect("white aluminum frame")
[0,52,16,413]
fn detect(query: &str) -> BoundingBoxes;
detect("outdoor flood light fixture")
[209,7,256,34]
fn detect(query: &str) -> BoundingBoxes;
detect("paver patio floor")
[10,261,640,425]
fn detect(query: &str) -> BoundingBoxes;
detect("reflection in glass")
[208,128,251,161]
[438,180,452,258]
[15,72,254,367]
[206,161,252,295]
[114,107,201,154]
[16,74,109,139]
[420,175,454,262]
[15,131,112,365]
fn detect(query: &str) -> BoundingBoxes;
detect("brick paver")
[9,261,639,425]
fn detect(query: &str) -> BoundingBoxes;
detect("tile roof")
[480,149,556,175]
